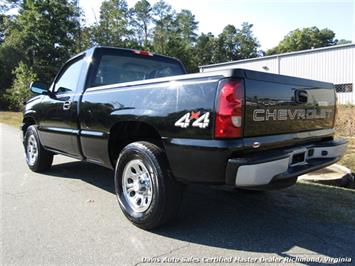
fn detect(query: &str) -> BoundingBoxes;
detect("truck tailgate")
[243,75,335,137]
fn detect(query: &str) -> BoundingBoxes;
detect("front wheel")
[24,125,53,172]
[114,141,184,230]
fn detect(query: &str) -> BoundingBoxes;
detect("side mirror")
[30,81,48,94]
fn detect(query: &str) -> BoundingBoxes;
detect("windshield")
[89,49,185,87]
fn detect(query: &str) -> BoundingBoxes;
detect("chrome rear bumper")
[225,140,347,190]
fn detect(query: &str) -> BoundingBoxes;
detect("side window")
[54,57,83,94]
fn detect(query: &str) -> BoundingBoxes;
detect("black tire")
[114,141,184,230]
[24,125,53,172]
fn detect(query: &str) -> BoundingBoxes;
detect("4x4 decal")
[174,111,210,128]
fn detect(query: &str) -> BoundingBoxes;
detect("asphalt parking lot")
[1,123,354,265]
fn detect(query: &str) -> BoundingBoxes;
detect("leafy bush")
[5,62,37,111]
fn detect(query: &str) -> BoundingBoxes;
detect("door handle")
[63,101,71,110]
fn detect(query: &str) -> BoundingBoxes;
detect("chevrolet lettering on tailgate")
[253,108,333,121]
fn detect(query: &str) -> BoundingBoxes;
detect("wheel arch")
[22,116,37,137]
[108,120,164,167]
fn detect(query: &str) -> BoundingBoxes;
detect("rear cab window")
[88,48,186,88]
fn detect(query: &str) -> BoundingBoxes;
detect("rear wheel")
[114,141,184,230]
[24,126,53,172]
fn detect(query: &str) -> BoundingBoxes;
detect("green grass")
[0,111,22,128]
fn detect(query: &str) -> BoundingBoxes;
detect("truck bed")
[81,68,337,184]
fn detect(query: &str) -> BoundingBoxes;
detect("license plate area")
[290,150,306,166]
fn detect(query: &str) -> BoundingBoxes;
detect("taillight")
[215,79,244,138]
[132,50,153,56]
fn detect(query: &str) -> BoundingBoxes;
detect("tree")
[91,0,132,47]
[79,26,95,50]
[3,0,81,83]
[0,12,26,106]
[235,22,259,59]
[215,24,238,61]
[0,46,24,109]
[193,32,217,67]
[4,62,37,111]
[0,0,21,45]
[151,2,200,72]
[152,0,176,54]
[168,9,199,72]
[337,39,352,45]
[213,23,259,62]
[1,0,81,110]
[175,9,198,44]
[130,0,152,48]
[0,14,5,44]
[266,27,338,55]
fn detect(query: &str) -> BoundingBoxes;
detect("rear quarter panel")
[80,77,222,166]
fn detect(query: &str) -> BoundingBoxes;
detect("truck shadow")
[48,160,354,262]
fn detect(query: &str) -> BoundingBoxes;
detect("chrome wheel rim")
[26,135,38,166]
[122,159,153,213]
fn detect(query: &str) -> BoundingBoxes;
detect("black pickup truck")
[22,46,346,229]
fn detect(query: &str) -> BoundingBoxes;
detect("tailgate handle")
[295,90,308,103]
